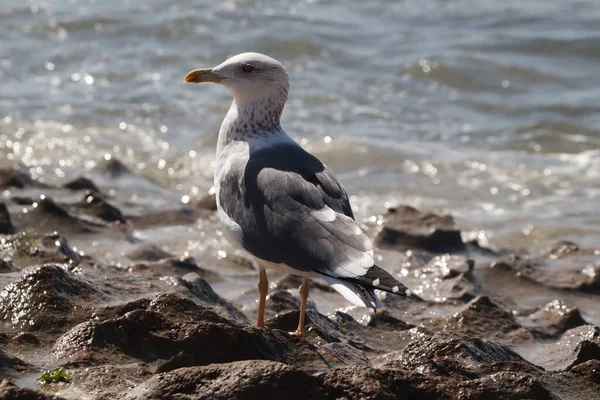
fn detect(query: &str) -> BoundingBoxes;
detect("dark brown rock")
[63,177,100,192]
[122,360,326,400]
[69,191,126,223]
[0,203,15,234]
[0,264,99,331]
[569,359,600,384]
[0,167,49,189]
[491,243,600,292]
[518,300,588,338]
[53,308,325,372]
[400,254,476,302]
[0,260,17,273]
[126,244,173,262]
[375,205,467,253]
[388,332,526,371]
[178,273,248,324]
[534,325,600,371]
[422,296,534,342]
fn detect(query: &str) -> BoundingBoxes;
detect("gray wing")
[219,143,410,304]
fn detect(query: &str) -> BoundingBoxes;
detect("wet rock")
[0,202,16,234]
[0,264,99,331]
[266,289,317,316]
[127,257,220,282]
[127,208,211,229]
[402,254,476,302]
[12,332,41,345]
[0,167,49,189]
[63,176,100,192]
[194,193,217,211]
[0,380,59,400]
[146,293,231,325]
[375,205,467,254]
[178,273,248,324]
[126,244,173,262]
[0,260,17,273]
[12,197,106,235]
[518,300,587,338]
[93,157,133,178]
[268,309,367,349]
[491,243,600,292]
[569,359,600,384]
[0,350,29,376]
[423,296,534,342]
[123,360,325,400]
[386,332,526,371]
[367,309,414,331]
[69,191,126,223]
[69,364,152,399]
[0,232,80,269]
[53,307,324,372]
[534,325,600,371]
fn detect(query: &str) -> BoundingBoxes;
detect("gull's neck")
[217,96,287,155]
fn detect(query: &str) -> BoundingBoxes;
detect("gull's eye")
[242,64,254,73]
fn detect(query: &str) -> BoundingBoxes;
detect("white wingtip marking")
[392,285,399,293]
[372,278,380,286]
[321,275,370,308]
[310,205,336,222]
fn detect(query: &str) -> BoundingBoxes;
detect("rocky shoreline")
[1,159,599,399]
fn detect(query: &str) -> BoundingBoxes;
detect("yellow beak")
[183,68,224,84]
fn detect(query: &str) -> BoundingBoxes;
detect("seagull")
[184,53,411,336]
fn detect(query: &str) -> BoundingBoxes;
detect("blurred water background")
[1,0,600,251]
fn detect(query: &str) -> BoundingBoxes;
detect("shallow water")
[1,1,599,275]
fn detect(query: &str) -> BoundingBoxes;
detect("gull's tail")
[320,265,412,310]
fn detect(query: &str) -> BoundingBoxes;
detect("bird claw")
[255,322,268,330]
[288,329,305,337]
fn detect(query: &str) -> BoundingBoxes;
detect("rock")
[569,359,600,384]
[126,244,173,262]
[491,243,600,292]
[422,296,534,342]
[93,158,133,178]
[518,300,588,338]
[63,177,100,192]
[127,208,210,229]
[400,254,476,302]
[0,380,59,400]
[12,332,41,345]
[178,273,248,324]
[0,264,99,331]
[0,167,49,189]
[387,332,526,371]
[534,325,600,371]
[69,191,126,223]
[268,309,368,350]
[0,232,77,269]
[266,289,317,316]
[374,205,467,254]
[0,350,29,377]
[53,308,325,372]
[69,364,152,399]
[0,260,17,273]
[194,193,217,211]
[367,310,414,331]
[123,360,326,400]
[0,203,16,234]
[12,197,104,235]
[126,257,220,282]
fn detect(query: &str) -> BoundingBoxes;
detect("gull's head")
[184,52,289,104]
